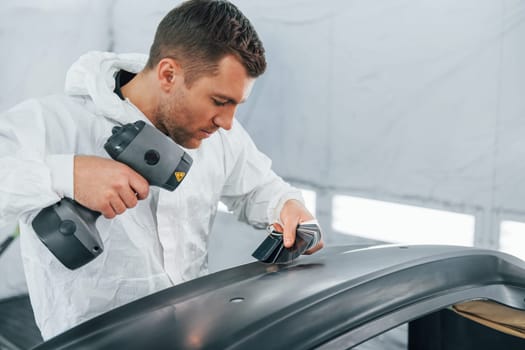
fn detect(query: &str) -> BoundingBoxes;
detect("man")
[0,0,323,339]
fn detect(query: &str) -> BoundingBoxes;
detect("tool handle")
[32,198,103,269]
[32,120,193,269]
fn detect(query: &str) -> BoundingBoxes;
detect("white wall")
[0,1,113,110]
[236,0,525,247]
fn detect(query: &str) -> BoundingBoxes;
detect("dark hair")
[146,0,266,85]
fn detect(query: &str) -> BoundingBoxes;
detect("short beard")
[153,98,192,148]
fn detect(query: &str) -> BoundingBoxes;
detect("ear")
[156,58,183,92]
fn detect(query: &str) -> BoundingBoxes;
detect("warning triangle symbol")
[175,172,186,182]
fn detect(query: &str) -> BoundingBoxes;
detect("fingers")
[99,202,116,219]
[103,179,144,218]
[304,240,324,255]
[282,219,297,248]
[129,174,149,200]
[73,156,150,218]
[111,198,127,215]
[119,186,139,209]
[271,222,296,249]
[100,192,137,219]
[272,223,284,233]
[273,222,301,250]
[277,199,323,254]
[279,199,312,248]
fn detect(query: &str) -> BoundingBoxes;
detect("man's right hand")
[73,155,149,218]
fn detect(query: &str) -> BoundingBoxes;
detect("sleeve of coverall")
[0,99,74,228]
[219,120,304,228]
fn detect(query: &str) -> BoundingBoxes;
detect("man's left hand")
[274,199,324,255]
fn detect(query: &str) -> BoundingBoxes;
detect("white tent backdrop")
[1,1,525,328]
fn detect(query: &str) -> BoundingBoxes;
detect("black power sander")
[31,120,192,269]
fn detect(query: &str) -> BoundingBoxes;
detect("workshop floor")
[0,295,42,350]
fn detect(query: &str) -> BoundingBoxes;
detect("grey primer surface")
[34,245,525,350]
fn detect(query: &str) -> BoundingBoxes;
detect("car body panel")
[34,245,525,349]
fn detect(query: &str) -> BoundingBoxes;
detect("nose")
[212,106,236,131]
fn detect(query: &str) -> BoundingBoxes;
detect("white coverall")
[0,51,303,339]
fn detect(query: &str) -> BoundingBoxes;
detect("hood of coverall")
[64,51,148,123]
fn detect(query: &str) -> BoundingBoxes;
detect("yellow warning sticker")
[175,172,186,182]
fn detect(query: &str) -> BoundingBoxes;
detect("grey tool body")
[32,120,192,269]
[105,121,192,190]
